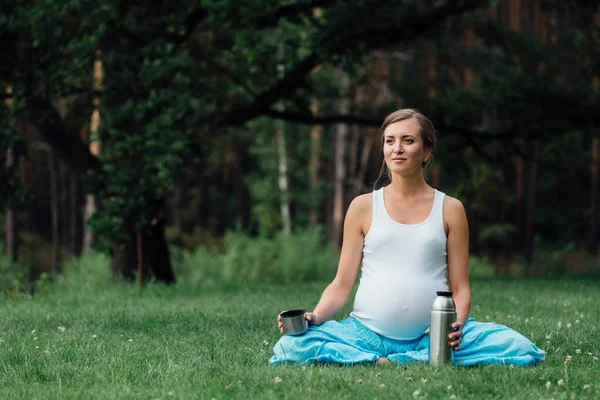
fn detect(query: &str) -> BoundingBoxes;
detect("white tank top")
[349,187,449,340]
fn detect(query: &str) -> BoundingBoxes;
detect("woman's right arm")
[309,194,369,325]
[278,194,369,333]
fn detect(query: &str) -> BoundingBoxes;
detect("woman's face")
[383,118,430,176]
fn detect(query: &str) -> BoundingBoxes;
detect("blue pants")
[270,317,545,366]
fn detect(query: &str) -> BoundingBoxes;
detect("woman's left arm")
[445,196,471,349]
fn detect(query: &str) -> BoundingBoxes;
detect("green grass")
[0,257,599,399]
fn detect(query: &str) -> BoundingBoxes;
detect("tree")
[2,0,598,282]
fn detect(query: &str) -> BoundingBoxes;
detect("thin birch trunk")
[276,128,291,235]
[83,55,103,251]
[332,71,350,249]
[276,42,291,235]
[309,100,323,226]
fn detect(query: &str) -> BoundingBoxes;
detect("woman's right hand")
[277,311,319,334]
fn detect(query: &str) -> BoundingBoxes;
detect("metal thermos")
[429,291,457,365]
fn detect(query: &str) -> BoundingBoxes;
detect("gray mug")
[280,309,308,336]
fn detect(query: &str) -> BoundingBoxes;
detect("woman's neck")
[387,173,429,198]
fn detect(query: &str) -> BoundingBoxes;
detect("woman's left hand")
[449,321,463,350]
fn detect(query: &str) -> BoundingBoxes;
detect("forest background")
[1,0,600,291]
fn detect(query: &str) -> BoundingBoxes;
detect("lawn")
[0,259,598,399]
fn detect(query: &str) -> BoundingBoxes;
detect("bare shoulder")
[443,195,466,216]
[346,193,372,235]
[442,195,468,233]
[348,193,372,213]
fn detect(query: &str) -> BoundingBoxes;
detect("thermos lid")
[433,291,456,310]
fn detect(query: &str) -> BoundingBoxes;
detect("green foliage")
[0,93,29,211]
[175,227,338,285]
[467,255,497,278]
[2,0,600,269]
[538,242,578,278]
[0,245,26,296]
[478,223,516,255]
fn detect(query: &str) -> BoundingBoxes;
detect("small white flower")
[406,377,413,381]
[576,349,581,354]
[449,395,457,400]
[379,383,385,389]
[92,335,97,338]
[412,389,419,397]
[33,337,38,341]
[485,315,490,320]
[557,379,565,386]
[546,341,552,347]
[35,346,38,349]
[31,330,36,334]
[274,376,282,384]
[566,355,572,363]
[558,322,562,328]
[168,392,174,396]
[128,339,133,342]
[447,385,452,390]
[545,381,551,389]
[580,313,584,318]
[546,333,552,339]
[262,340,269,345]
[588,352,593,356]
[567,323,572,328]
[508,314,512,318]
[525,318,529,323]
[421,378,428,383]
[583,384,591,390]
[593,356,598,362]
[576,320,580,324]
[57,326,66,332]
[357,378,363,384]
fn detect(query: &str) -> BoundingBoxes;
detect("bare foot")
[376,357,391,365]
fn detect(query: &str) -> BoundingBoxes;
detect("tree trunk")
[170,185,182,232]
[70,169,83,256]
[309,100,323,226]
[588,135,599,254]
[233,144,250,231]
[83,56,104,251]
[523,139,541,270]
[60,161,70,249]
[117,199,176,284]
[514,155,525,253]
[348,122,360,203]
[276,41,291,236]
[352,128,375,198]
[5,148,19,264]
[276,127,291,235]
[49,148,61,273]
[332,71,350,249]
[430,164,440,188]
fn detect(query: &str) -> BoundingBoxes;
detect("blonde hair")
[374,108,436,189]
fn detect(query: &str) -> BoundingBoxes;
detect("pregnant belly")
[351,278,447,340]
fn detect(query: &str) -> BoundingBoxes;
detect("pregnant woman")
[270,109,545,366]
